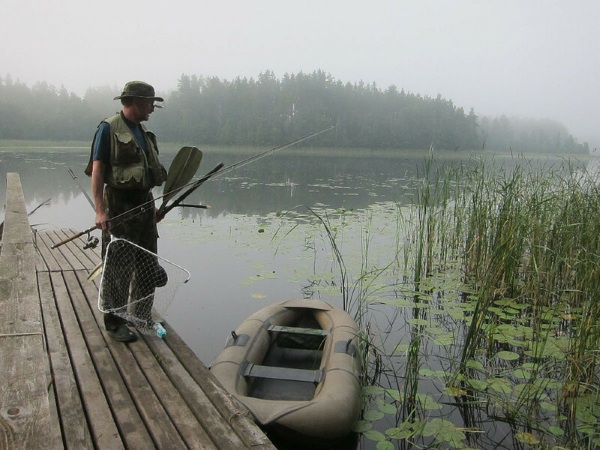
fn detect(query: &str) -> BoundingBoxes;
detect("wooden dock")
[0,173,276,450]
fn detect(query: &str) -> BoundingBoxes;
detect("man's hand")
[95,209,110,232]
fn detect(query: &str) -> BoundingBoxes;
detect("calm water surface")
[2,144,583,449]
[0,145,428,357]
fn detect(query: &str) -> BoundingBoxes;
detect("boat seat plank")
[244,363,323,383]
[267,325,329,337]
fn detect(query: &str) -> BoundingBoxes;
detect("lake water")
[2,144,590,449]
[0,144,429,360]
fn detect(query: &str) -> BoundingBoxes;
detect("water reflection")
[0,148,426,225]
[0,147,431,365]
[0,146,595,450]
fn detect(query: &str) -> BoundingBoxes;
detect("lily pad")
[495,350,520,361]
[515,432,540,444]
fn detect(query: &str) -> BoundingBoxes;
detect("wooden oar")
[87,261,103,282]
[161,146,203,204]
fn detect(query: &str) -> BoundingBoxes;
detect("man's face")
[132,98,156,122]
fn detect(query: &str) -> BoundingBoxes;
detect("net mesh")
[98,237,190,335]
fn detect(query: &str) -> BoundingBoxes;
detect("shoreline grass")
[304,154,600,448]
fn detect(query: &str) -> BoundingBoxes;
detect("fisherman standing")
[85,81,167,343]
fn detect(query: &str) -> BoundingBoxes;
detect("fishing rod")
[67,168,100,249]
[51,126,334,249]
[68,168,94,209]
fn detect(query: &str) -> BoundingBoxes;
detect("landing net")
[97,237,190,335]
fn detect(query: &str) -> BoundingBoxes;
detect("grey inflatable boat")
[210,299,362,439]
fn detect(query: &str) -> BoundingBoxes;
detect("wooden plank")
[1,173,33,255]
[42,230,85,271]
[0,255,41,335]
[50,230,86,271]
[49,271,126,449]
[37,231,70,271]
[129,339,219,449]
[38,271,94,449]
[32,229,50,272]
[64,271,186,449]
[74,270,226,449]
[244,364,323,383]
[142,334,250,449]
[55,229,100,271]
[0,334,62,450]
[161,324,276,449]
[33,230,62,272]
[268,325,329,336]
[0,173,62,450]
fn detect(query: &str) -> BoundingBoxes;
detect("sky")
[2,0,600,148]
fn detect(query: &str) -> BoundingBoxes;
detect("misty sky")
[2,0,600,147]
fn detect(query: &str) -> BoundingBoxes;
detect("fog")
[2,0,599,148]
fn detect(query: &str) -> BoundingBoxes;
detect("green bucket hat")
[114,81,164,101]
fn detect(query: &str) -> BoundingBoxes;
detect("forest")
[0,71,589,154]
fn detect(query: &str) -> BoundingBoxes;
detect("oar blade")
[163,146,203,202]
[87,262,103,282]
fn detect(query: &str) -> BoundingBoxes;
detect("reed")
[434,156,600,447]
[274,154,600,448]
[356,155,600,448]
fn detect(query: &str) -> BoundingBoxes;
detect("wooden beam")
[0,173,62,449]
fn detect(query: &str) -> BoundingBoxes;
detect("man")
[85,81,167,343]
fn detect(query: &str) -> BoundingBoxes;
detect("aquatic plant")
[257,153,600,448]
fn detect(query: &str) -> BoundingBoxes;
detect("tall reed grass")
[403,155,600,448]
[315,155,600,448]
[279,154,600,448]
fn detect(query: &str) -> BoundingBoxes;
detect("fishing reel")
[83,233,99,250]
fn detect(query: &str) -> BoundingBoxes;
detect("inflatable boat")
[210,299,362,440]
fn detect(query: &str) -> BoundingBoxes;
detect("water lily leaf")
[363,429,386,442]
[494,297,519,307]
[386,421,419,439]
[434,334,455,346]
[363,385,385,396]
[378,402,397,415]
[575,408,597,424]
[385,389,402,401]
[419,368,435,378]
[352,420,373,433]
[496,323,517,333]
[578,424,597,436]
[395,343,410,353]
[445,385,467,396]
[408,318,429,326]
[447,307,467,320]
[548,426,564,437]
[495,350,520,361]
[487,377,512,394]
[421,418,466,445]
[467,378,488,391]
[426,326,446,335]
[376,441,394,450]
[540,401,555,411]
[493,333,509,344]
[515,432,540,444]
[465,359,484,371]
[364,409,385,421]
[416,393,442,410]
[512,369,531,380]
[533,377,562,390]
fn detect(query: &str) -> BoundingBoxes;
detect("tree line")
[0,71,589,154]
